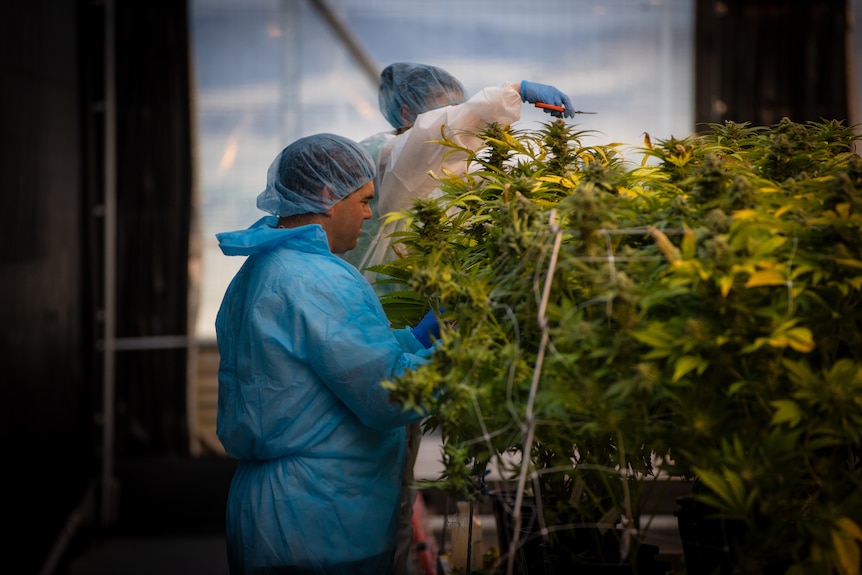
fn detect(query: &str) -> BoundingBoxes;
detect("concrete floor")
[58,439,688,575]
[67,535,229,575]
[65,517,684,575]
[65,511,685,575]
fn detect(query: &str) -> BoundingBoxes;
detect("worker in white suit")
[343,62,575,575]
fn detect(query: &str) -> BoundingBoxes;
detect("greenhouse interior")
[4,1,862,574]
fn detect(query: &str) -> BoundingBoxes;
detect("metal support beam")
[306,0,380,87]
[101,0,118,528]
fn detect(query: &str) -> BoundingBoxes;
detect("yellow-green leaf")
[837,516,862,541]
[718,275,734,298]
[672,355,702,383]
[770,399,803,427]
[774,204,794,218]
[733,209,759,220]
[785,327,815,353]
[533,198,558,208]
[744,270,786,288]
[631,325,675,348]
[835,202,852,219]
[681,226,696,260]
[835,258,862,270]
[454,194,486,204]
[832,517,862,575]
[753,236,787,256]
[649,227,681,264]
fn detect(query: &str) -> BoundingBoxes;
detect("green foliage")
[377,119,862,573]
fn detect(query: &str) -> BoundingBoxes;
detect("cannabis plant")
[375,118,862,575]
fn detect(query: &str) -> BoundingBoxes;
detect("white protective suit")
[215,216,433,574]
[339,82,523,575]
[347,84,523,290]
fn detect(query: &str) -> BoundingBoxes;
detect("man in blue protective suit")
[215,133,441,575]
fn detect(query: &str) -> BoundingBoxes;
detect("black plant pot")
[489,491,672,575]
[488,491,545,575]
[673,495,740,575]
[542,532,670,575]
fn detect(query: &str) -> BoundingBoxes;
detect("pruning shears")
[535,102,596,114]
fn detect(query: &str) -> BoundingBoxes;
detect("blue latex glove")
[519,81,575,119]
[412,309,443,348]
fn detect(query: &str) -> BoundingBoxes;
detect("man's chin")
[338,242,358,255]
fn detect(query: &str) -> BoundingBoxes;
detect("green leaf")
[672,355,701,383]
[692,465,756,520]
[834,258,862,270]
[718,274,734,297]
[783,327,816,353]
[631,323,675,348]
[769,399,803,428]
[780,358,817,386]
[832,517,862,575]
[766,325,815,353]
[751,235,787,257]
[826,359,862,387]
[744,270,786,288]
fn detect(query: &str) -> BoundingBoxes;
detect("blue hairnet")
[378,62,467,130]
[256,133,376,217]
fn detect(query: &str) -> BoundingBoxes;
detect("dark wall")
[2,1,194,572]
[1,1,91,572]
[103,0,194,457]
[696,0,851,127]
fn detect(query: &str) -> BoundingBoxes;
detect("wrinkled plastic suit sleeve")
[301,267,432,431]
[376,83,522,216]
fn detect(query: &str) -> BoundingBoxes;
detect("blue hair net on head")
[256,133,376,217]
[378,62,467,130]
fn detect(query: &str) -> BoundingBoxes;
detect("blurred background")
[2,0,860,573]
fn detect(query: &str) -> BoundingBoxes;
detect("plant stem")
[508,210,563,575]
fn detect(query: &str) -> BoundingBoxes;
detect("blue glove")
[412,309,443,348]
[519,80,575,119]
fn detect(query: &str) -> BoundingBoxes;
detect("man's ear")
[321,185,337,216]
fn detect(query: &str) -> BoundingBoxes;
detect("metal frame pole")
[306,0,379,87]
[101,0,118,527]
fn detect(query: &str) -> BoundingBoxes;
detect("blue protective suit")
[215,216,432,574]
